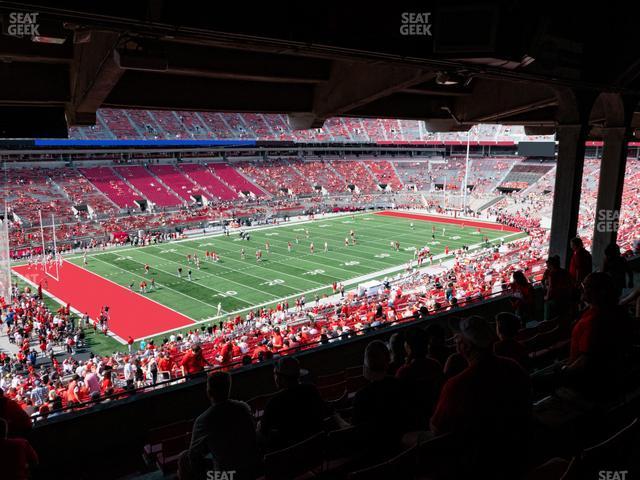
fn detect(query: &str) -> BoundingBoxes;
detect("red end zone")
[12,260,195,341]
[375,211,522,233]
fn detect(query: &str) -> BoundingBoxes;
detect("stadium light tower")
[0,202,10,304]
[462,127,478,213]
[462,128,472,212]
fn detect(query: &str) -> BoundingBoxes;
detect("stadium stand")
[66,112,551,144]
[236,159,315,196]
[209,163,267,198]
[79,167,142,209]
[178,163,238,201]
[5,6,640,479]
[365,160,404,190]
[146,164,204,203]
[47,169,119,217]
[3,150,640,480]
[295,158,348,193]
[330,160,380,192]
[114,165,183,208]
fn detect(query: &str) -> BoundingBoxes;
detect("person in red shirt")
[509,270,535,327]
[219,340,234,365]
[568,237,592,285]
[66,375,80,405]
[561,272,632,400]
[0,389,32,438]
[0,419,38,480]
[493,312,530,371]
[431,315,531,479]
[157,353,173,377]
[542,255,574,321]
[180,345,209,376]
[271,328,283,351]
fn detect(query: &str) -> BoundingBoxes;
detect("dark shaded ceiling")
[0,0,639,138]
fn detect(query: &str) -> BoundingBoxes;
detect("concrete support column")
[548,123,589,266]
[591,126,630,269]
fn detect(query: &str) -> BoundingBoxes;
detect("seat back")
[579,418,640,476]
[416,432,457,475]
[326,425,367,460]
[155,432,191,474]
[318,381,347,402]
[344,365,363,378]
[316,371,346,387]
[247,392,276,418]
[348,445,417,480]
[143,419,191,457]
[264,432,326,480]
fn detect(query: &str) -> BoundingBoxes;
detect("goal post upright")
[38,209,46,272]
[50,212,60,281]
[0,202,11,304]
[39,209,60,281]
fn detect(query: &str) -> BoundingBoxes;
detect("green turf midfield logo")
[400,12,432,36]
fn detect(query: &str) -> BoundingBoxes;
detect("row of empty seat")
[69,110,547,143]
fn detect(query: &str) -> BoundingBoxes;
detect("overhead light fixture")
[435,72,458,85]
[31,35,66,44]
[435,71,468,86]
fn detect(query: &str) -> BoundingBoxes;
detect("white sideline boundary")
[12,269,128,345]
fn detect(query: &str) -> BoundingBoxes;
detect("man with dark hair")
[259,357,328,450]
[542,254,573,321]
[568,237,592,285]
[353,340,412,460]
[178,372,259,480]
[396,328,443,421]
[0,419,38,480]
[0,388,32,438]
[431,316,531,479]
[560,272,632,400]
[180,344,210,376]
[494,312,530,370]
[602,243,633,299]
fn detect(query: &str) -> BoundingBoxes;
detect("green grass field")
[68,212,525,324]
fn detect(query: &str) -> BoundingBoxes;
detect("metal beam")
[105,71,314,112]
[66,31,124,126]
[548,123,589,266]
[313,61,435,120]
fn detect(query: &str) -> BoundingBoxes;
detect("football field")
[13,211,526,342]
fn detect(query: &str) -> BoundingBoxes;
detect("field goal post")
[39,210,61,281]
[0,203,11,304]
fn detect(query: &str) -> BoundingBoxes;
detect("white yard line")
[63,210,373,260]
[145,231,523,339]
[88,254,237,310]
[13,209,525,342]
[124,248,297,299]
